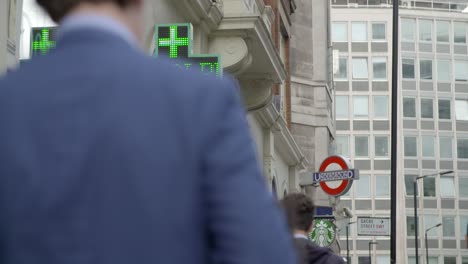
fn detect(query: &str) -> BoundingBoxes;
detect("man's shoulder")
[299,239,344,264]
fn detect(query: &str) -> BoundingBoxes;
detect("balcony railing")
[331,0,468,13]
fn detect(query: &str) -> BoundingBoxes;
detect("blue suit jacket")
[0,29,297,263]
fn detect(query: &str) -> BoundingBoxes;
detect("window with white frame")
[335,57,348,79]
[442,216,455,237]
[419,19,432,42]
[332,22,348,42]
[420,98,433,119]
[460,177,468,198]
[439,137,452,159]
[423,177,436,197]
[355,136,369,157]
[424,215,439,235]
[455,61,468,82]
[436,21,450,42]
[355,174,370,198]
[352,58,368,79]
[427,257,438,264]
[402,18,415,41]
[460,216,468,240]
[373,57,387,80]
[440,177,455,198]
[454,22,467,44]
[352,22,367,42]
[335,135,350,157]
[353,96,369,118]
[372,23,386,41]
[402,58,415,79]
[422,136,435,157]
[438,99,451,119]
[374,95,388,119]
[455,99,468,120]
[404,136,417,157]
[420,59,432,80]
[375,175,390,198]
[457,139,468,159]
[336,95,349,119]
[377,256,390,264]
[405,175,417,196]
[403,97,416,118]
[437,60,450,82]
[375,136,389,157]
[444,257,456,264]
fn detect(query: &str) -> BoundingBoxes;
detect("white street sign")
[357,217,390,236]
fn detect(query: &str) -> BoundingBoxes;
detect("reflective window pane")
[375,175,390,197]
[421,98,433,118]
[424,215,439,236]
[458,139,468,159]
[423,177,436,197]
[402,19,415,41]
[375,136,389,157]
[454,22,467,43]
[455,61,468,82]
[437,60,450,82]
[420,60,432,80]
[336,135,349,157]
[377,256,390,264]
[419,20,432,42]
[355,174,370,198]
[460,178,468,198]
[438,99,451,119]
[442,216,455,237]
[352,58,368,79]
[444,257,456,264]
[405,175,417,196]
[403,97,416,118]
[352,22,367,41]
[437,21,449,42]
[354,96,369,117]
[374,96,388,118]
[407,216,416,236]
[335,57,348,79]
[404,137,417,157]
[373,57,387,80]
[372,23,386,40]
[355,136,369,157]
[440,177,455,198]
[422,136,435,157]
[333,22,348,42]
[403,59,415,79]
[336,95,349,119]
[439,137,452,159]
[455,100,468,121]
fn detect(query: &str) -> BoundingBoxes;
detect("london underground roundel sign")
[313,156,359,197]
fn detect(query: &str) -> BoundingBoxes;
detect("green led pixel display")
[31,27,57,57]
[154,24,221,77]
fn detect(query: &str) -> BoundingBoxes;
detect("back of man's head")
[281,193,315,233]
[36,0,136,22]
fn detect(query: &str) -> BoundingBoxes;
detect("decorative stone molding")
[173,0,223,31]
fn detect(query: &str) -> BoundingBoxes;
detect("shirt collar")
[294,233,309,240]
[58,13,138,48]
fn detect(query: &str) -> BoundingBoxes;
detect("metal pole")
[369,242,372,264]
[347,225,350,263]
[425,230,429,264]
[414,180,419,264]
[390,0,399,262]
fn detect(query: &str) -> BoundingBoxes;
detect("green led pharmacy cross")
[154,23,222,77]
[31,27,57,57]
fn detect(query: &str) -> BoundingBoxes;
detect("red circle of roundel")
[319,156,350,197]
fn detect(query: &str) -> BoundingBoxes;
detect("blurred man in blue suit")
[0,0,297,263]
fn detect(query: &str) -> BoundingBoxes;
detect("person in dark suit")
[281,193,344,264]
[0,0,297,263]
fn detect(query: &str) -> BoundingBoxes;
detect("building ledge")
[255,103,309,170]
[174,0,223,31]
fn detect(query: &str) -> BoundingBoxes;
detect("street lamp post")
[368,241,378,264]
[413,171,453,264]
[425,223,442,264]
[346,221,356,264]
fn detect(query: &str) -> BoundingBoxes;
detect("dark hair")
[36,0,133,22]
[281,193,315,232]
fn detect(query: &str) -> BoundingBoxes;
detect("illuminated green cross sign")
[154,24,221,77]
[31,27,57,57]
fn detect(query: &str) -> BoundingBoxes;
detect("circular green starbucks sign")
[309,219,336,247]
